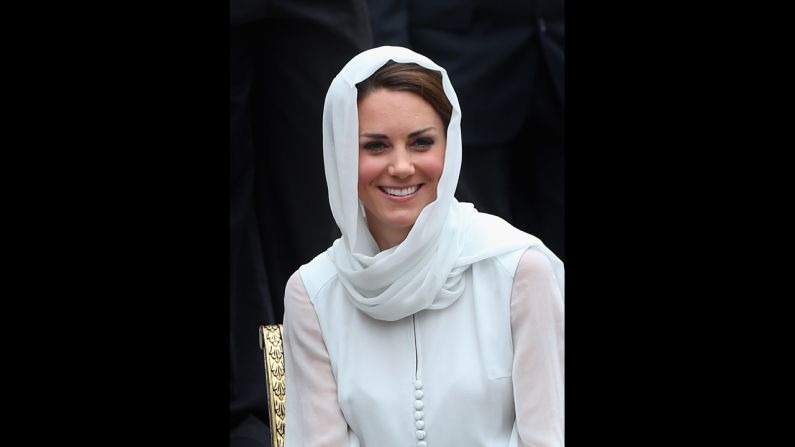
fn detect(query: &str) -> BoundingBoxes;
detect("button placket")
[412,315,427,446]
[413,379,425,445]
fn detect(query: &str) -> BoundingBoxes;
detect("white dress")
[283,247,564,447]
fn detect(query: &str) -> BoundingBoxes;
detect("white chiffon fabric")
[283,46,565,446]
[284,249,564,446]
[321,46,563,321]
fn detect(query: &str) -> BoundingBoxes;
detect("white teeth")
[382,185,419,197]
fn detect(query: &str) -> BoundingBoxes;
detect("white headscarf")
[322,46,564,321]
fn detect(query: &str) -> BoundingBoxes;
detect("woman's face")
[357,88,446,249]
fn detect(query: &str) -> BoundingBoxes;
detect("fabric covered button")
[416,430,426,440]
[414,400,424,410]
[417,442,427,447]
[416,420,425,429]
[414,380,423,389]
[415,411,424,420]
[414,390,424,399]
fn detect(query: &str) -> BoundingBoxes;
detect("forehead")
[357,89,440,128]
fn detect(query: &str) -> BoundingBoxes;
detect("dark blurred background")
[230,1,563,445]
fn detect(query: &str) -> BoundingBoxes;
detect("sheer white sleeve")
[283,271,350,446]
[511,249,565,447]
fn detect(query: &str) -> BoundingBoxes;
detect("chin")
[382,211,421,229]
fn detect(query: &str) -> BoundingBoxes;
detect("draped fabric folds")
[321,46,563,321]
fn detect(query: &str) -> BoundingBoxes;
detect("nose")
[387,147,415,178]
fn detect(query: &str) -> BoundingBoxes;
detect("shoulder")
[512,247,563,299]
[284,269,311,313]
[515,248,555,280]
[487,248,558,292]
[493,248,531,279]
[297,250,338,304]
[284,269,308,300]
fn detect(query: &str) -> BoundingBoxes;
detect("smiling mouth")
[378,184,422,197]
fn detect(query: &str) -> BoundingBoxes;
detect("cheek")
[358,154,382,190]
[429,138,446,179]
[431,157,445,179]
[423,150,446,181]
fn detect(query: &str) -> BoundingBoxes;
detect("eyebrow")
[361,127,437,139]
[409,127,436,138]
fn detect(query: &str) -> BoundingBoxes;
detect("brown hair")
[356,60,453,133]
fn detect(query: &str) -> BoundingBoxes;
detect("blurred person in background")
[366,0,565,259]
[230,1,372,445]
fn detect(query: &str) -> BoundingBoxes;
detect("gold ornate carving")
[260,324,285,447]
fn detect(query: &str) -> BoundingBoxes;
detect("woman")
[282,46,564,446]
